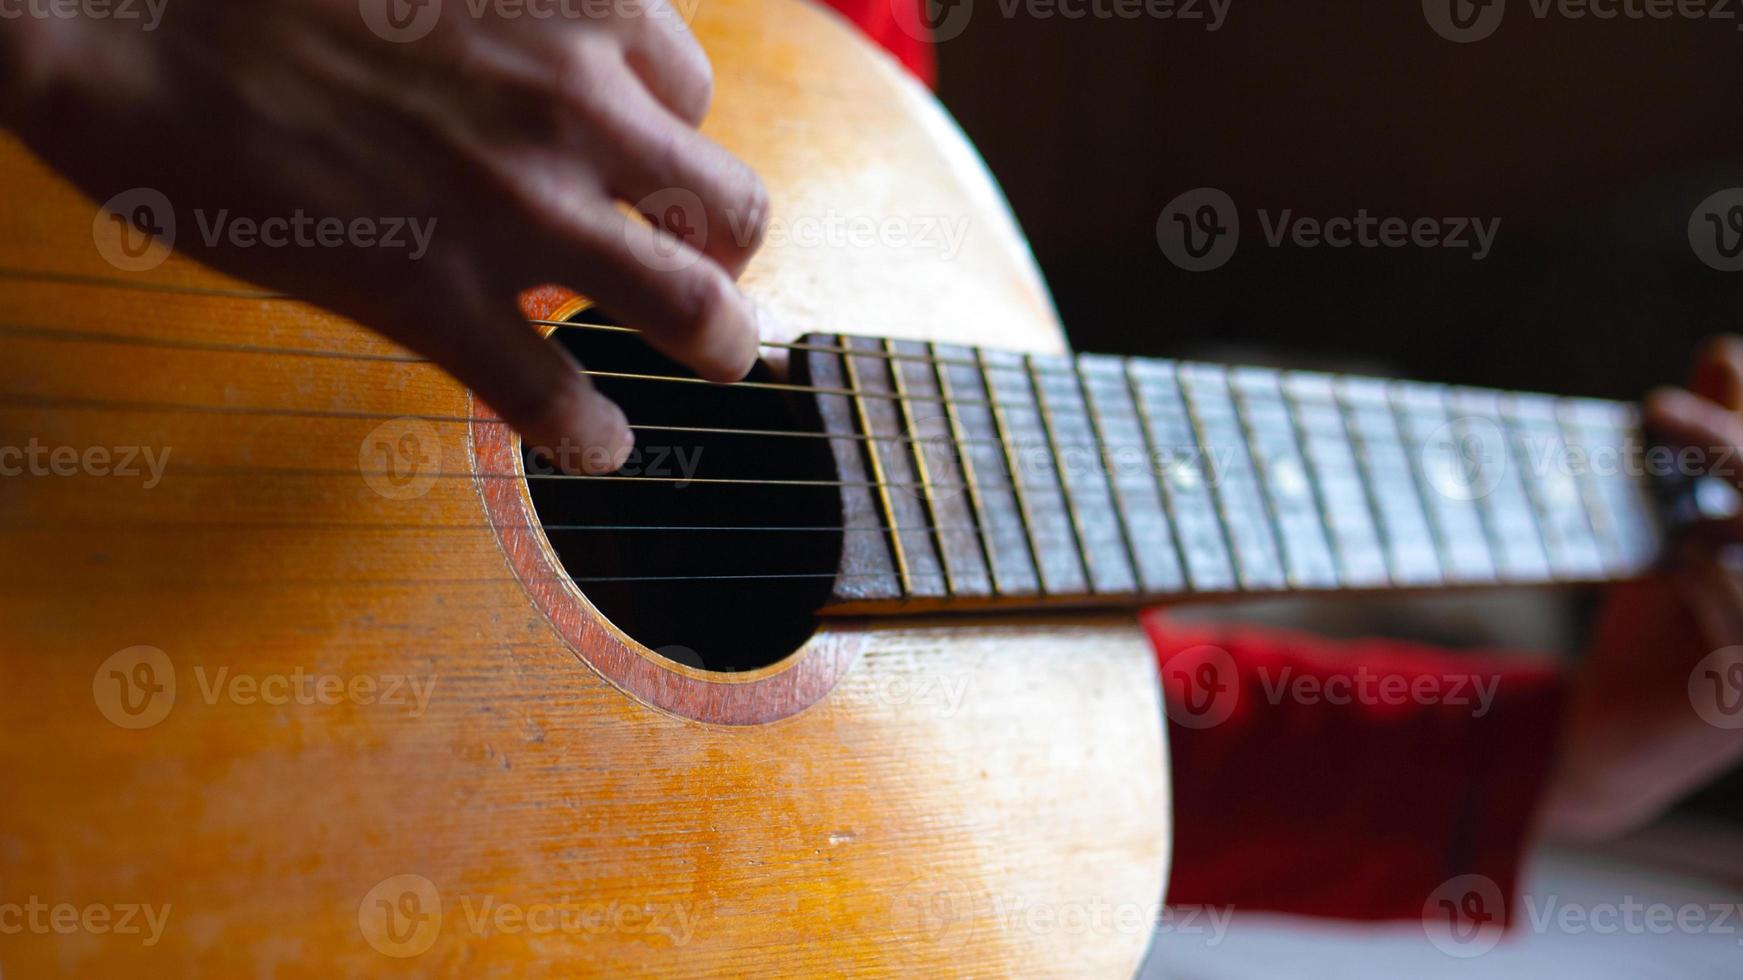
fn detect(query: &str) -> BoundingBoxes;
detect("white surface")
[1139,818,1743,979]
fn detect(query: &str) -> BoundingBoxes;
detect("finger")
[617,4,715,126]
[527,204,759,382]
[1645,387,1743,491]
[395,281,634,475]
[1674,543,1743,648]
[1691,335,1743,411]
[595,81,769,279]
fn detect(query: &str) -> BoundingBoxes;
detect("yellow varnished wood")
[0,0,1167,975]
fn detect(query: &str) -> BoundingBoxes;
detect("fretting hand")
[1540,336,1743,838]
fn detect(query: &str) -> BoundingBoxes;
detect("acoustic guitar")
[0,0,1668,975]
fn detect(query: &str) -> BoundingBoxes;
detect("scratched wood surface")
[0,0,1169,974]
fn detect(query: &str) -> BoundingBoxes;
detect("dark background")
[934,3,1741,814]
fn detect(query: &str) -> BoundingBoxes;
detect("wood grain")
[0,0,1169,976]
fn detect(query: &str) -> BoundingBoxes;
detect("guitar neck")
[796,334,1667,613]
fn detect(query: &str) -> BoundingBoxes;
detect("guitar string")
[0,314,1002,370]
[0,518,985,534]
[0,311,1646,583]
[0,322,1640,456]
[0,570,937,588]
[0,321,1641,433]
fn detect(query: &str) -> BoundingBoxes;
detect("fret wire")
[1077,357,1158,595]
[1338,377,1446,586]
[1501,393,1607,580]
[935,342,1003,596]
[1027,356,1103,594]
[1127,360,1238,594]
[1229,368,1340,590]
[1391,381,1499,584]
[1447,387,1554,582]
[1179,363,1287,591]
[980,348,1056,595]
[1223,369,1299,589]
[843,341,915,596]
[1282,372,1392,589]
[888,338,956,597]
[1556,405,1631,574]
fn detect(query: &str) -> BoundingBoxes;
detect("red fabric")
[815,0,937,87]
[1144,609,1564,924]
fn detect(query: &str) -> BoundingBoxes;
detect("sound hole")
[524,313,843,672]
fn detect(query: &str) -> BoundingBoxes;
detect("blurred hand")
[1,0,767,471]
[1540,336,1743,839]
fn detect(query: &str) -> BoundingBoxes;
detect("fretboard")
[794,334,1665,612]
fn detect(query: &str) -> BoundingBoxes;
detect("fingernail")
[576,392,633,475]
[699,294,759,383]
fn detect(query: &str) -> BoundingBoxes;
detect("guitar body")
[0,0,1169,975]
